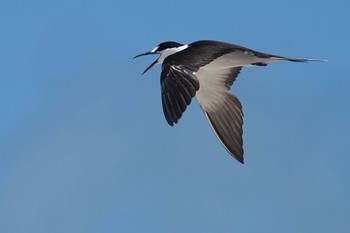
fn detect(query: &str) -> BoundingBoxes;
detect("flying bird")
[134,40,324,163]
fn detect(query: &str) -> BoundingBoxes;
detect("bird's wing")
[160,64,199,126]
[195,65,244,163]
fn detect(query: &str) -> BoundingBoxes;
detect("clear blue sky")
[1,1,349,232]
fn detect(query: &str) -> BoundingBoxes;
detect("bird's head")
[134,41,187,74]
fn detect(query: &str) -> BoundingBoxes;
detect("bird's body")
[134,40,324,163]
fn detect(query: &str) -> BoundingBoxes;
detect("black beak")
[133,51,159,75]
[133,51,154,59]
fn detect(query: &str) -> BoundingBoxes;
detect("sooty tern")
[134,40,325,163]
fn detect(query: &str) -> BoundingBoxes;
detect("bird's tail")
[270,56,327,63]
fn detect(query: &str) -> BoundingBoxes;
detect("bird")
[134,40,325,163]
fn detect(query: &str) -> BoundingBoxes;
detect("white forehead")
[157,44,189,63]
[151,46,159,53]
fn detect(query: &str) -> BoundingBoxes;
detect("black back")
[163,40,272,72]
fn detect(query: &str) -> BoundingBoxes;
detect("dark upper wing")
[160,64,199,126]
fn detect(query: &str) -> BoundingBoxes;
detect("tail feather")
[269,56,327,63]
[285,58,327,63]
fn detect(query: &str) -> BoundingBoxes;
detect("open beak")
[133,51,154,59]
[133,51,159,75]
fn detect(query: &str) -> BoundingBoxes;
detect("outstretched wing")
[203,92,244,163]
[160,64,199,126]
[196,66,244,163]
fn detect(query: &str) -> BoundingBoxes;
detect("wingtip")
[232,153,244,164]
[165,119,175,127]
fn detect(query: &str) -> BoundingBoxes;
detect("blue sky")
[1,0,349,232]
